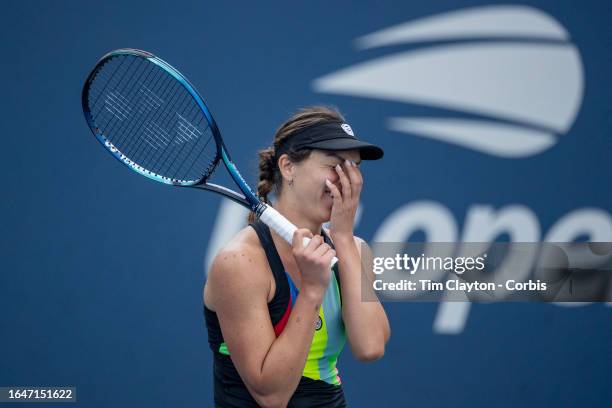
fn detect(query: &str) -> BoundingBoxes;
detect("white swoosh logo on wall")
[354,5,570,48]
[312,5,585,158]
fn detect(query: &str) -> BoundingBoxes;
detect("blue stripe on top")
[286,272,299,307]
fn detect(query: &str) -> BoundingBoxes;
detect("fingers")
[304,234,324,252]
[334,164,351,200]
[292,229,335,260]
[325,178,342,207]
[293,229,329,257]
[313,241,331,257]
[292,228,314,252]
[343,160,363,195]
[322,247,337,264]
[312,241,336,267]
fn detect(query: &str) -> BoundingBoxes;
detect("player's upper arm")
[206,245,277,397]
[353,235,366,254]
[353,235,378,281]
[353,235,373,265]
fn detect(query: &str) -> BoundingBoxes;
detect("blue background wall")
[1,1,610,406]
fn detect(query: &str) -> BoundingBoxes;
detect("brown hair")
[247,106,345,223]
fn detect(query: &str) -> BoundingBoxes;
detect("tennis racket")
[82,48,337,265]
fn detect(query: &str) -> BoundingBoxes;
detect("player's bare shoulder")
[204,225,270,310]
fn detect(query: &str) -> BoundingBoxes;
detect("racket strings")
[150,84,200,174]
[99,59,159,157]
[125,75,183,169]
[98,58,169,154]
[94,57,143,128]
[91,57,155,148]
[112,59,163,149]
[163,94,215,179]
[86,54,218,183]
[89,56,133,112]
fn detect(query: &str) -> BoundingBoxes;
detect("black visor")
[275,121,384,160]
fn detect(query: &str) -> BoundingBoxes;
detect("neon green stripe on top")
[288,267,346,385]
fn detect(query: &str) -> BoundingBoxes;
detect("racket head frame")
[82,48,264,214]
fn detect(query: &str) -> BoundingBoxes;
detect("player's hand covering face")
[323,152,362,241]
[290,149,361,235]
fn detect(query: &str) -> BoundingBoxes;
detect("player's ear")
[277,153,295,183]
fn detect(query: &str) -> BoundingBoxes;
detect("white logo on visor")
[341,123,355,136]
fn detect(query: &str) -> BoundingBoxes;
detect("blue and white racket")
[82,48,336,263]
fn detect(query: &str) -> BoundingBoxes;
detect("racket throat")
[195,183,251,207]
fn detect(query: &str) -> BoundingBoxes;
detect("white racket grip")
[258,206,338,267]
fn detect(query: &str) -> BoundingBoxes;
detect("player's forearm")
[251,291,323,406]
[334,236,390,360]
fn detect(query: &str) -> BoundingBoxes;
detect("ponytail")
[247,147,277,223]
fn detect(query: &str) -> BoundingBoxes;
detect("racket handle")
[258,205,338,267]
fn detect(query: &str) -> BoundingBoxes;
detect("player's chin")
[320,200,333,222]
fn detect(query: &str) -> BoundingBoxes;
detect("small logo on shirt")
[315,316,323,331]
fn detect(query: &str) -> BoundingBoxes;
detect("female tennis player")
[204,106,391,407]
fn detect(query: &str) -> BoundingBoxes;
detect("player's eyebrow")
[326,152,362,165]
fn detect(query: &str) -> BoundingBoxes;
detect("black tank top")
[203,219,347,407]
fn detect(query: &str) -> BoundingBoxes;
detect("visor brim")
[306,137,384,160]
